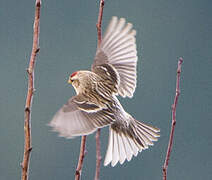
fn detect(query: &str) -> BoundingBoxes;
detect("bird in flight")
[49,16,160,167]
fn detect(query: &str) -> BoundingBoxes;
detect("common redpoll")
[50,16,160,167]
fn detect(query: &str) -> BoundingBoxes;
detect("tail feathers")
[104,120,160,166]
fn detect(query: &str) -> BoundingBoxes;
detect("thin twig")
[94,1,105,180]
[21,1,41,180]
[96,0,104,48]
[162,57,183,180]
[75,136,87,180]
[95,129,102,180]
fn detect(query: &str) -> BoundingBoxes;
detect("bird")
[49,16,160,167]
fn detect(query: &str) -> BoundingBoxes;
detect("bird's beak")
[68,78,72,84]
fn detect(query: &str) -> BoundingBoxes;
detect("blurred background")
[1,0,212,179]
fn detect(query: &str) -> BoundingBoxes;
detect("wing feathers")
[49,96,114,138]
[92,16,138,98]
[102,17,118,45]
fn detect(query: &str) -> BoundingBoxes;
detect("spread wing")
[92,16,138,98]
[49,95,115,138]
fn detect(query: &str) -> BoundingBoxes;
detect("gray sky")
[0,0,212,179]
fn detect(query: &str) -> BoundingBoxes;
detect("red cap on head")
[70,71,78,78]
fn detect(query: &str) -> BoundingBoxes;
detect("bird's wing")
[92,16,138,98]
[49,95,115,138]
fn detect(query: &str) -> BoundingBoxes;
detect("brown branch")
[75,136,87,180]
[162,57,183,180]
[96,0,104,48]
[21,0,41,180]
[95,129,102,180]
[94,1,105,180]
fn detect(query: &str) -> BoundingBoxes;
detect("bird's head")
[68,71,91,94]
[68,71,80,89]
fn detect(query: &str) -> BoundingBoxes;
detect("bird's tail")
[104,118,160,166]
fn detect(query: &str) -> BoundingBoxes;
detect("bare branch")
[162,57,183,180]
[94,1,105,180]
[75,136,87,180]
[21,0,41,180]
[96,0,105,48]
[95,129,102,180]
